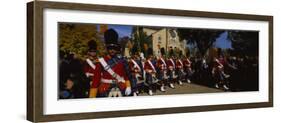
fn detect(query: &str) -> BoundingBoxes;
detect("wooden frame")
[27,1,273,122]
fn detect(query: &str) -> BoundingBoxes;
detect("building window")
[158,36,161,44]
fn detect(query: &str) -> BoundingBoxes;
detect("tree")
[59,23,104,59]
[177,29,224,56]
[119,36,132,55]
[227,31,258,57]
[131,27,152,57]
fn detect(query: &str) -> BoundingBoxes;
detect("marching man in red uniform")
[91,29,131,97]
[182,55,193,83]
[84,40,99,98]
[166,52,176,89]
[128,50,144,96]
[144,48,158,95]
[156,48,168,92]
[175,56,184,85]
[212,56,230,90]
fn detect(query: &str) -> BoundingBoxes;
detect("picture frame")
[27,1,273,122]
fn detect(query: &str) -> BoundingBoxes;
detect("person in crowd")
[59,50,74,99]
[62,52,90,98]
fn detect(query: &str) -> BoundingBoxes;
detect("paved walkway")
[139,82,223,96]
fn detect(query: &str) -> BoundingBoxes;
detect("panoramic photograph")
[58,23,259,99]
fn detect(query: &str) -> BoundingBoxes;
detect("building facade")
[142,27,187,57]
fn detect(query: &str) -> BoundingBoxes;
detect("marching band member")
[166,53,176,89]
[156,48,168,92]
[175,56,184,85]
[84,40,99,98]
[128,50,144,96]
[212,56,230,90]
[144,48,158,95]
[183,55,193,83]
[91,29,132,97]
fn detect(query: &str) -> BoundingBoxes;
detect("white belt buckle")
[108,87,122,97]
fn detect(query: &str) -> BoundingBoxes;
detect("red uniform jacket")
[176,59,184,69]
[128,59,141,75]
[218,57,226,66]
[156,57,167,70]
[144,59,156,74]
[166,58,176,70]
[83,58,97,79]
[214,58,224,70]
[92,55,129,94]
[183,58,192,68]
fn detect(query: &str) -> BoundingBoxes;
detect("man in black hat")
[156,48,168,92]
[175,52,185,85]
[84,40,99,98]
[91,29,132,97]
[182,53,193,84]
[128,49,145,96]
[166,50,176,89]
[144,48,158,95]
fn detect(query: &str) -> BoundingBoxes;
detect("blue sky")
[99,25,232,49]
[107,25,133,38]
[214,31,232,49]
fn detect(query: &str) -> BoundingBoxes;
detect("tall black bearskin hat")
[160,48,166,56]
[147,48,153,56]
[179,51,183,57]
[185,51,189,58]
[88,40,97,52]
[131,47,138,55]
[104,28,119,50]
[169,49,174,57]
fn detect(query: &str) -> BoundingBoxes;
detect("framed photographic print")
[27,0,273,122]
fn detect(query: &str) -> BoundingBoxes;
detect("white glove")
[85,72,93,77]
[125,87,132,96]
